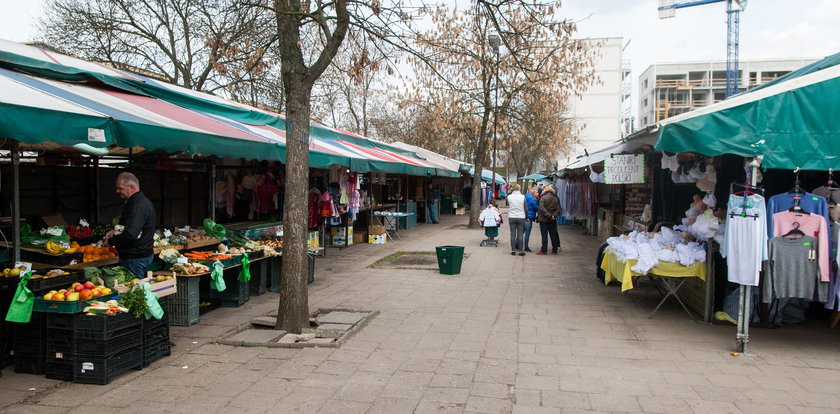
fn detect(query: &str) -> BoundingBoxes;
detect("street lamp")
[488,34,500,201]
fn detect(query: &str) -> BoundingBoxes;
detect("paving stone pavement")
[3,212,840,413]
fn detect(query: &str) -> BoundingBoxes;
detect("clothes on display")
[307,189,321,228]
[606,228,707,276]
[557,180,597,220]
[772,211,829,282]
[764,235,829,303]
[721,193,768,286]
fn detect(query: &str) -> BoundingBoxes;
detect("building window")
[643,116,648,126]
[643,79,648,89]
[643,98,648,107]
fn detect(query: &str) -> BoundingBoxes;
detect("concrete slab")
[318,311,367,325]
[251,316,277,327]
[227,328,286,343]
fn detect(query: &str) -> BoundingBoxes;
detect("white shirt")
[507,191,526,219]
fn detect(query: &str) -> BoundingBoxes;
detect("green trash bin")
[435,245,465,275]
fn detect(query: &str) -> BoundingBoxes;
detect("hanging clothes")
[764,235,829,303]
[721,193,768,286]
[307,189,321,228]
[767,192,830,238]
[772,211,829,282]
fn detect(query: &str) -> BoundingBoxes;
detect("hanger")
[782,221,806,238]
[789,202,810,214]
[788,167,804,195]
[828,168,838,188]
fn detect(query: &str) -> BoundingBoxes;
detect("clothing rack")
[729,182,764,219]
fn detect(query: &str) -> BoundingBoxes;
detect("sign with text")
[604,154,645,184]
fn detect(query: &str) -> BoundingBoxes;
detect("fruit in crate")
[76,243,118,262]
[66,292,80,301]
[79,289,93,300]
[45,240,76,255]
[67,225,94,239]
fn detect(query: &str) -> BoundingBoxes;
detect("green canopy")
[655,52,840,170]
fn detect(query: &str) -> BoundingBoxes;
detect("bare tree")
[37,0,281,107]
[396,1,597,227]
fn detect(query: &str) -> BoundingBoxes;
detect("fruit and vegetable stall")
[1,218,301,385]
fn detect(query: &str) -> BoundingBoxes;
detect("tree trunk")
[275,72,312,334]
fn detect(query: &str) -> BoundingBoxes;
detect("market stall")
[656,51,840,352]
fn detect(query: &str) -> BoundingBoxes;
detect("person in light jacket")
[536,185,561,255]
[506,184,526,256]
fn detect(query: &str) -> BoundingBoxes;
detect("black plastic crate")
[28,273,86,296]
[75,327,141,355]
[144,324,169,346]
[219,266,249,308]
[45,357,74,381]
[14,353,45,375]
[142,297,170,332]
[249,260,268,296]
[20,250,84,267]
[74,312,142,341]
[73,346,143,385]
[169,298,199,326]
[46,313,78,330]
[141,337,171,368]
[13,312,46,365]
[46,329,76,359]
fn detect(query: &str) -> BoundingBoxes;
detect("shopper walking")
[536,185,561,255]
[524,187,539,252]
[104,172,156,276]
[506,184,526,256]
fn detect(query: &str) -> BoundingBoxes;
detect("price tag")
[163,229,172,238]
[14,262,32,273]
[176,257,188,264]
[79,219,90,227]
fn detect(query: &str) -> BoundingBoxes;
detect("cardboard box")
[454,207,466,215]
[368,225,386,236]
[41,212,68,227]
[368,234,386,244]
[352,231,366,245]
[330,226,353,246]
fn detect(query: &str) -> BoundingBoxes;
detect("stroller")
[478,204,502,247]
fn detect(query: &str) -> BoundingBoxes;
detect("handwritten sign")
[604,154,645,184]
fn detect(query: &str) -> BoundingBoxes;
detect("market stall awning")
[520,173,546,181]
[469,168,506,185]
[0,39,460,177]
[655,51,840,170]
[563,128,657,171]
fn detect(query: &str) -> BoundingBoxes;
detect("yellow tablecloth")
[600,248,706,292]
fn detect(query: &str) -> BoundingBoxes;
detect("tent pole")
[209,162,216,221]
[11,145,20,262]
[93,156,100,225]
[735,157,760,354]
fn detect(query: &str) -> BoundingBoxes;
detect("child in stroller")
[478,203,502,246]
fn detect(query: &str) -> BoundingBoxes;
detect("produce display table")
[600,248,706,320]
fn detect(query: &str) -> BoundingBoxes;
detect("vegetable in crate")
[118,286,147,318]
[158,248,184,264]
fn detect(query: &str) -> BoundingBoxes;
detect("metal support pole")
[209,162,216,221]
[11,146,20,262]
[735,158,760,353]
[93,156,100,225]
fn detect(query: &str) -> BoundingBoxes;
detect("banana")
[45,241,63,255]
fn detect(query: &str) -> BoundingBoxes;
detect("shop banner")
[604,154,645,184]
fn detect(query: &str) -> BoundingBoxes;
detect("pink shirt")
[772,211,829,281]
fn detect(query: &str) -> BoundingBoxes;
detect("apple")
[58,289,67,294]
[71,282,81,287]
[43,292,54,300]
[91,288,102,297]
[79,289,93,300]
[74,284,85,292]
[52,293,65,301]
[66,292,80,301]
[83,281,95,290]
[100,287,112,296]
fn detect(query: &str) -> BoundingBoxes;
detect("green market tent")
[0,38,460,177]
[655,51,840,170]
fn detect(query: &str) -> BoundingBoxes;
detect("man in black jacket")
[104,172,156,277]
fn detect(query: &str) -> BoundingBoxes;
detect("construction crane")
[658,0,747,98]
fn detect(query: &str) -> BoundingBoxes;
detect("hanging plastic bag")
[5,273,34,323]
[238,253,251,283]
[141,282,164,320]
[210,260,226,292]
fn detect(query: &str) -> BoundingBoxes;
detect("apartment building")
[558,37,631,168]
[637,58,817,127]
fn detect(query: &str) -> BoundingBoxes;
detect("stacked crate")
[142,297,171,368]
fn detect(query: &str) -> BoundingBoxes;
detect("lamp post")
[488,34,500,201]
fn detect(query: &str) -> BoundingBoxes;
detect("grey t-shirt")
[764,235,829,303]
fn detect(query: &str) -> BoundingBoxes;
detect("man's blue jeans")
[121,255,154,278]
[427,201,438,223]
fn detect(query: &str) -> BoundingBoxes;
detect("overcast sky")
[2,0,838,116]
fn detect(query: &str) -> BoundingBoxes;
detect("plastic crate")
[34,294,117,314]
[28,273,86,296]
[20,250,84,266]
[144,324,169,346]
[142,297,170,332]
[220,265,249,307]
[173,277,200,302]
[74,346,143,385]
[13,312,46,374]
[142,335,171,368]
[270,257,281,292]
[249,260,267,296]
[75,327,141,355]
[45,357,74,381]
[169,298,199,326]
[46,313,78,330]
[74,312,142,341]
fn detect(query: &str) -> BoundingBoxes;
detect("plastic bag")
[203,218,227,239]
[238,253,251,283]
[5,273,34,323]
[141,282,164,320]
[210,260,226,292]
